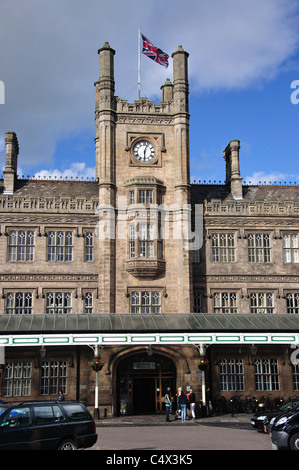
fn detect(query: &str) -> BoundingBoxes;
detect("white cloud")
[33,162,95,180]
[184,0,299,91]
[244,171,299,184]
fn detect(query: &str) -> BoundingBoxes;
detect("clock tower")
[95,42,192,314]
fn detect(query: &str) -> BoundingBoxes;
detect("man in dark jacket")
[164,388,172,422]
[178,391,188,422]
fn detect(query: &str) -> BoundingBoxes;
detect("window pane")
[219,358,244,391]
[8,230,35,261]
[47,231,73,261]
[130,290,161,314]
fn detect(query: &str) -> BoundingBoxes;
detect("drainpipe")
[200,344,206,408]
[76,347,80,401]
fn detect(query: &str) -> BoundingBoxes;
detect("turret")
[223,139,243,199]
[3,131,19,194]
[172,45,189,115]
[94,42,116,202]
[171,45,190,194]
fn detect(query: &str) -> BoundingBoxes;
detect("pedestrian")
[175,386,182,419]
[188,388,196,419]
[206,387,214,416]
[58,390,65,402]
[163,388,172,422]
[178,390,188,422]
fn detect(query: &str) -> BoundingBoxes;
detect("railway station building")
[0,42,299,416]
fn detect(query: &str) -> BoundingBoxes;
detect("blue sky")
[1,0,299,185]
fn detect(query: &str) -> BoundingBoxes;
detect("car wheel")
[289,433,299,450]
[58,439,77,450]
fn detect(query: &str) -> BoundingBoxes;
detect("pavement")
[95,412,253,428]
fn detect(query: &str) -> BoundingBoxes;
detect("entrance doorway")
[133,377,155,413]
[117,352,176,415]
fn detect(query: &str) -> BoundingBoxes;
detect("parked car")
[270,409,299,450]
[0,401,97,450]
[251,400,299,433]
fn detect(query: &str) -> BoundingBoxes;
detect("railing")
[210,394,299,416]
[0,174,297,185]
[191,180,298,186]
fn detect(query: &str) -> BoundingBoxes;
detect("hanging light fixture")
[146,345,153,356]
[39,346,46,358]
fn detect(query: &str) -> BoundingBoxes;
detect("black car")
[251,401,299,433]
[0,401,98,450]
[270,409,299,450]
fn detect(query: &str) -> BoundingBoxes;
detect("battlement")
[115,96,174,115]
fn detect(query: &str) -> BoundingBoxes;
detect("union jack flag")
[141,34,169,68]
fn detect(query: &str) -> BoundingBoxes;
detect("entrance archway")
[117,351,176,415]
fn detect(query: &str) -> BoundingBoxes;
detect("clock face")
[133,141,155,162]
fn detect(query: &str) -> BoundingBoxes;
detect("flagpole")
[138,25,141,100]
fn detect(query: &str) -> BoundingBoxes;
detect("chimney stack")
[3,131,19,194]
[161,78,173,102]
[223,139,243,199]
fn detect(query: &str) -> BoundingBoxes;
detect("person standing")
[164,388,172,422]
[205,387,214,416]
[175,386,182,419]
[188,388,196,419]
[58,390,65,402]
[178,390,188,422]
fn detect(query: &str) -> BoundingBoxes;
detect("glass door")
[155,374,176,412]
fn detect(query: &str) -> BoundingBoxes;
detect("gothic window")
[286,293,299,313]
[85,231,94,262]
[129,190,135,204]
[139,224,154,258]
[254,358,279,391]
[213,292,237,313]
[84,292,93,313]
[129,225,136,258]
[129,223,162,259]
[293,364,299,391]
[193,292,202,313]
[3,362,32,397]
[211,233,235,262]
[283,234,299,263]
[8,230,35,261]
[6,292,32,314]
[46,292,72,314]
[219,358,244,391]
[138,189,153,204]
[130,290,161,314]
[40,360,67,395]
[248,233,271,263]
[250,292,274,314]
[127,187,160,205]
[47,231,73,262]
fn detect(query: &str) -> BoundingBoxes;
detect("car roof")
[0,400,83,408]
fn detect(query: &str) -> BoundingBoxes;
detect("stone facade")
[0,42,298,417]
